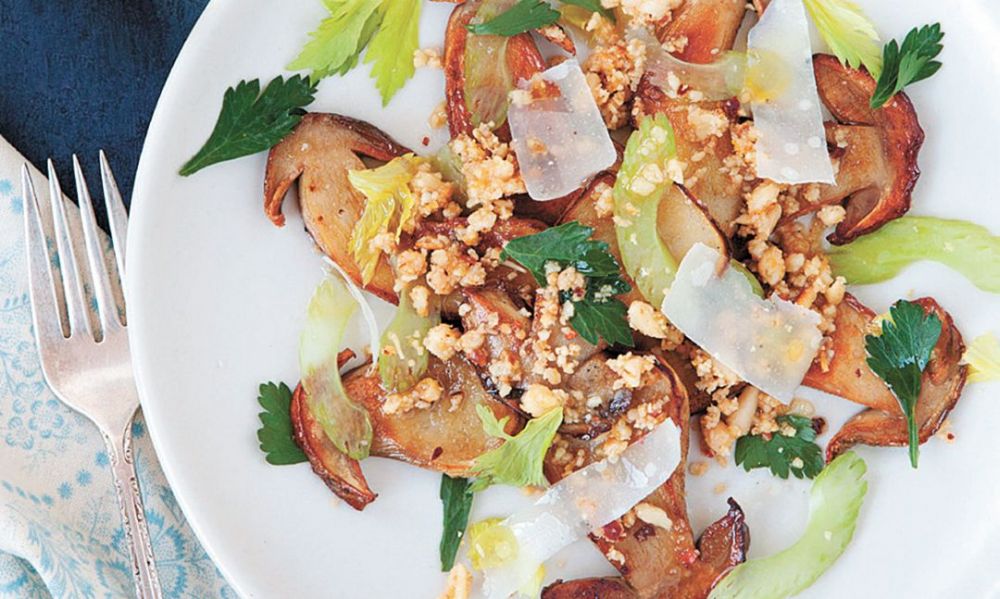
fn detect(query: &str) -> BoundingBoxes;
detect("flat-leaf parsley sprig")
[180,76,317,176]
[864,299,942,468]
[466,0,561,36]
[256,381,308,465]
[502,221,634,347]
[735,414,824,480]
[870,23,944,109]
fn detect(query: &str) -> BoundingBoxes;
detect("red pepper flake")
[421,136,430,146]
[565,329,578,340]
[679,548,699,566]
[600,521,626,542]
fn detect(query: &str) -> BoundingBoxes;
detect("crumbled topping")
[488,350,522,397]
[410,285,432,317]
[583,38,647,129]
[606,352,656,390]
[437,564,472,599]
[383,378,444,415]
[593,181,615,218]
[428,101,448,129]
[600,0,682,23]
[627,300,681,344]
[426,244,488,295]
[520,384,569,418]
[424,324,461,361]
[450,123,526,205]
[413,47,442,69]
[635,501,673,530]
[685,105,730,141]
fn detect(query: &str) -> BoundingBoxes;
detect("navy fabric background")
[0,1,209,213]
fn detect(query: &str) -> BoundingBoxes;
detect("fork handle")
[105,421,163,599]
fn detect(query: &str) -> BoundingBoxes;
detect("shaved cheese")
[748,0,835,184]
[661,244,822,401]
[479,419,683,599]
[508,60,616,201]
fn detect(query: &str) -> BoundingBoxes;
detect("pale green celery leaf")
[470,406,563,491]
[378,289,440,393]
[365,0,422,105]
[288,0,383,80]
[828,216,1000,294]
[614,115,678,307]
[803,0,883,78]
[709,452,868,599]
[964,333,1000,384]
[347,154,421,284]
[299,277,373,460]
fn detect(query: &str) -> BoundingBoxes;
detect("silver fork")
[22,154,162,599]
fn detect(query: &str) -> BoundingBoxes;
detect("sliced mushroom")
[542,577,638,599]
[444,0,546,138]
[783,55,925,244]
[544,359,749,598]
[633,83,745,236]
[655,0,749,64]
[824,298,968,461]
[343,356,524,476]
[264,113,411,302]
[660,184,732,262]
[291,383,377,511]
[459,288,532,372]
[294,352,524,509]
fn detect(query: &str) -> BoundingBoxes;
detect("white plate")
[129,1,1000,597]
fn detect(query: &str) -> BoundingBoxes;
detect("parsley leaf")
[469,405,563,491]
[466,0,561,36]
[179,76,317,176]
[288,0,384,81]
[803,0,883,78]
[502,221,634,346]
[439,475,475,571]
[570,297,632,347]
[561,0,615,20]
[735,415,824,479]
[256,381,308,465]
[865,299,942,468]
[870,24,944,109]
[364,0,423,106]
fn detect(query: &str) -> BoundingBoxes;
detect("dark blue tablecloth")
[0,1,209,213]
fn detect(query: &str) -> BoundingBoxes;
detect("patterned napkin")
[0,135,233,598]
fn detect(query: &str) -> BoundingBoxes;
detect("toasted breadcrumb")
[424,324,461,361]
[520,384,569,418]
[383,378,443,415]
[437,564,472,599]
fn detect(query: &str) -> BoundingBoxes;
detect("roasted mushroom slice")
[459,288,531,372]
[291,384,377,511]
[785,55,924,244]
[344,355,523,476]
[655,0,749,64]
[633,84,745,236]
[264,113,410,302]
[542,577,638,599]
[545,357,748,598]
[444,0,546,138]
[823,298,967,461]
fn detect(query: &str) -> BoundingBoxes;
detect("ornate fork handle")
[105,419,163,599]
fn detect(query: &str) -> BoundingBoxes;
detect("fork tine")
[47,160,92,338]
[73,156,120,333]
[22,166,66,342]
[99,151,127,282]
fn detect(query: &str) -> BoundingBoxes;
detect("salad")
[180,0,1000,597]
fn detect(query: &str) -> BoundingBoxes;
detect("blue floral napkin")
[0,135,233,598]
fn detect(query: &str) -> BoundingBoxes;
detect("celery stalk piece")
[614,115,679,308]
[828,216,1000,294]
[378,289,440,393]
[709,452,868,599]
[300,277,373,460]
